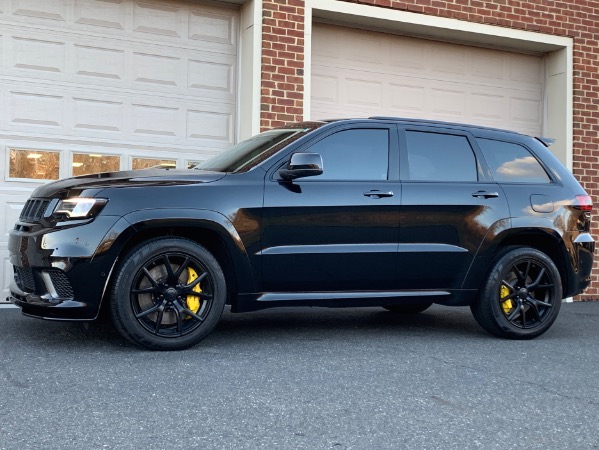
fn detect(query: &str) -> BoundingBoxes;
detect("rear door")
[397,126,510,289]
[261,123,401,293]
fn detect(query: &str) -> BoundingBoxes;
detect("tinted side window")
[307,129,389,181]
[405,131,477,182]
[477,139,551,183]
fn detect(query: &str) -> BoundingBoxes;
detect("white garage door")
[0,0,239,302]
[311,24,544,136]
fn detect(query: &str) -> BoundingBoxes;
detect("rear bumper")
[566,232,595,297]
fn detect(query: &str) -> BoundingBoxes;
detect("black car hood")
[32,169,227,199]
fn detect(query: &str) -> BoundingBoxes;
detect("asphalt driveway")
[1,302,598,449]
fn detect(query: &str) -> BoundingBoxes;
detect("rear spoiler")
[536,137,556,147]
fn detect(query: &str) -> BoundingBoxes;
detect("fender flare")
[95,208,257,297]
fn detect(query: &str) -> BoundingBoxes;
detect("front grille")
[19,199,50,223]
[48,271,74,298]
[14,267,35,292]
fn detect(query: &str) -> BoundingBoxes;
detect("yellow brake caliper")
[500,284,513,314]
[185,267,202,318]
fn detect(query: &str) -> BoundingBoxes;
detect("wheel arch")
[96,209,257,315]
[466,228,571,298]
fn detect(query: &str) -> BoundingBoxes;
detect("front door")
[261,124,400,293]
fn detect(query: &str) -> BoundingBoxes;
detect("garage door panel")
[75,0,127,30]
[312,74,338,104]
[12,0,67,22]
[312,24,544,136]
[74,97,124,133]
[9,90,65,129]
[389,83,426,114]
[187,111,232,142]
[74,44,126,80]
[346,79,383,108]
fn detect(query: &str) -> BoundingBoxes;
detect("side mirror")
[279,152,323,181]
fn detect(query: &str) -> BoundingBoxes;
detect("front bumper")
[7,216,121,320]
[8,279,93,321]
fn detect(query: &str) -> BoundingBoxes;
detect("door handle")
[472,190,499,199]
[364,190,394,199]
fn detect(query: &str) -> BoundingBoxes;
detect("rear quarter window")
[477,138,551,183]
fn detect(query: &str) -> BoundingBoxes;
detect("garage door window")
[132,157,177,170]
[72,153,120,177]
[406,131,477,182]
[306,129,389,181]
[9,149,60,180]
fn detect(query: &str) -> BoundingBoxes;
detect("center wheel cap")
[518,288,528,298]
[165,287,178,301]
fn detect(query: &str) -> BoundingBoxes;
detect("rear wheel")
[471,247,562,339]
[383,302,432,314]
[110,237,226,350]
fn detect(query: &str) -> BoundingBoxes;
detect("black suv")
[7,118,595,350]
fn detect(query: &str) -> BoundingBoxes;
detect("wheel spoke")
[176,301,205,323]
[507,307,521,322]
[173,257,191,279]
[135,301,163,319]
[512,266,527,285]
[180,272,207,292]
[523,260,532,281]
[520,304,527,328]
[198,293,213,301]
[528,296,552,309]
[162,255,175,279]
[524,297,543,322]
[132,286,159,295]
[142,267,160,288]
[527,267,546,290]
[154,305,165,334]
[172,305,183,336]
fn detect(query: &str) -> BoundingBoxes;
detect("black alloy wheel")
[471,246,562,339]
[110,238,226,350]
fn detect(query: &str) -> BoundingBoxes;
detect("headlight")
[53,198,108,219]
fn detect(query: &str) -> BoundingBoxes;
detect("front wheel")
[471,247,562,339]
[110,238,226,350]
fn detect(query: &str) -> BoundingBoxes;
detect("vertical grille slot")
[20,199,50,223]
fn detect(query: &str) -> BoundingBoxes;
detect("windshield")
[196,124,323,173]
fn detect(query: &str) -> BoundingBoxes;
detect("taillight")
[574,194,593,212]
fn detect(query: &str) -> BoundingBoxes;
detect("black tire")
[383,302,433,314]
[471,246,562,339]
[110,237,226,350]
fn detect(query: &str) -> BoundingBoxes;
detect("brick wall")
[259,0,599,299]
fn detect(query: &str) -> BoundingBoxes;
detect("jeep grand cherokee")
[7,118,595,350]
